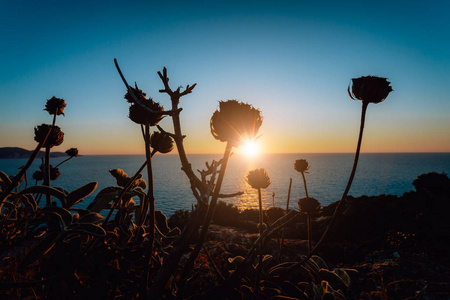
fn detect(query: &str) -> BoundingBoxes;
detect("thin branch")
[114,58,179,117]
[156,125,178,139]
[156,67,202,193]
[0,128,52,204]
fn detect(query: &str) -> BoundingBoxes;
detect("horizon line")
[81,151,450,156]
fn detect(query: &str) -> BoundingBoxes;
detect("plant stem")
[278,178,292,260]
[254,187,264,297]
[258,188,263,234]
[341,101,368,201]
[177,142,233,297]
[170,95,203,193]
[102,154,154,226]
[44,146,51,206]
[55,156,72,168]
[291,100,369,269]
[307,213,311,254]
[144,124,155,254]
[0,129,50,203]
[301,172,309,198]
[44,113,58,206]
[143,124,156,293]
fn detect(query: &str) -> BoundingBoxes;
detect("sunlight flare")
[241,140,260,158]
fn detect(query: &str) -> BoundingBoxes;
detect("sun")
[241,140,260,158]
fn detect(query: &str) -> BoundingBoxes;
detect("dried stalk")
[0,128,52,204]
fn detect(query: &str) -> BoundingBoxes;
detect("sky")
[1,0,449,155]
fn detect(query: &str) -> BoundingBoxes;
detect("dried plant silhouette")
[246,168,271,293]
[0,64,403,299]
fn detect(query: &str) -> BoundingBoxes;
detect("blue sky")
[1,0,449,154]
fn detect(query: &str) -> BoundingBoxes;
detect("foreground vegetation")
[2,62,447,299]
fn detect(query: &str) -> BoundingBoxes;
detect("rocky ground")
[174,172,450,299]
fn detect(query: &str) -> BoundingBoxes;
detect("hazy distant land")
[0,147,66,159]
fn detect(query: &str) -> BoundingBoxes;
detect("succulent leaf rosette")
[210,100,262,146]
[246,168,271,190]
[348,76,393,104]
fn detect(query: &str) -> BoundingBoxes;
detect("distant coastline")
[0,147,66,159]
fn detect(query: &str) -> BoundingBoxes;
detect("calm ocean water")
[1,153,449,217]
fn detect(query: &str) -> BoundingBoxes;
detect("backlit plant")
[0,64,396,299]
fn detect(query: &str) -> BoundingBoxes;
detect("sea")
[1,153,449,217]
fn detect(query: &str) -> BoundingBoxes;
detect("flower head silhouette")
[32,171,43,181]
[124,83,147,103]
[210,100,262,146]
[65,148,79,157]
[298,197,321,214]
[246,168,271,189]
[128,99,164,126]
[44,96,66,116]
[124,84,164,126]
[34,124,64,148]
[151,132,174,154]
[294,159,309,174]
[348,76,393,104]
[49,166,61,181]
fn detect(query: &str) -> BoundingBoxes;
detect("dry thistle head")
[44,96,66,116]
[348,76,393,104]
[151,131,174,154]
[124,83,147,103]
[32,171,44,181]
[128,99,164,126]
[210,100,262,146]
[49,166,60,180]
[298,197,321,214]
[34,124,64,148]
[65,148,79,157]
[294,159,309,173]
[246,168,271,189]
[124,83,164,126]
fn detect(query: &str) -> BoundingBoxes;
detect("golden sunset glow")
[241,140,261,158]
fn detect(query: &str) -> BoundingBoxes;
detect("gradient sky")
[1,0,449,155]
